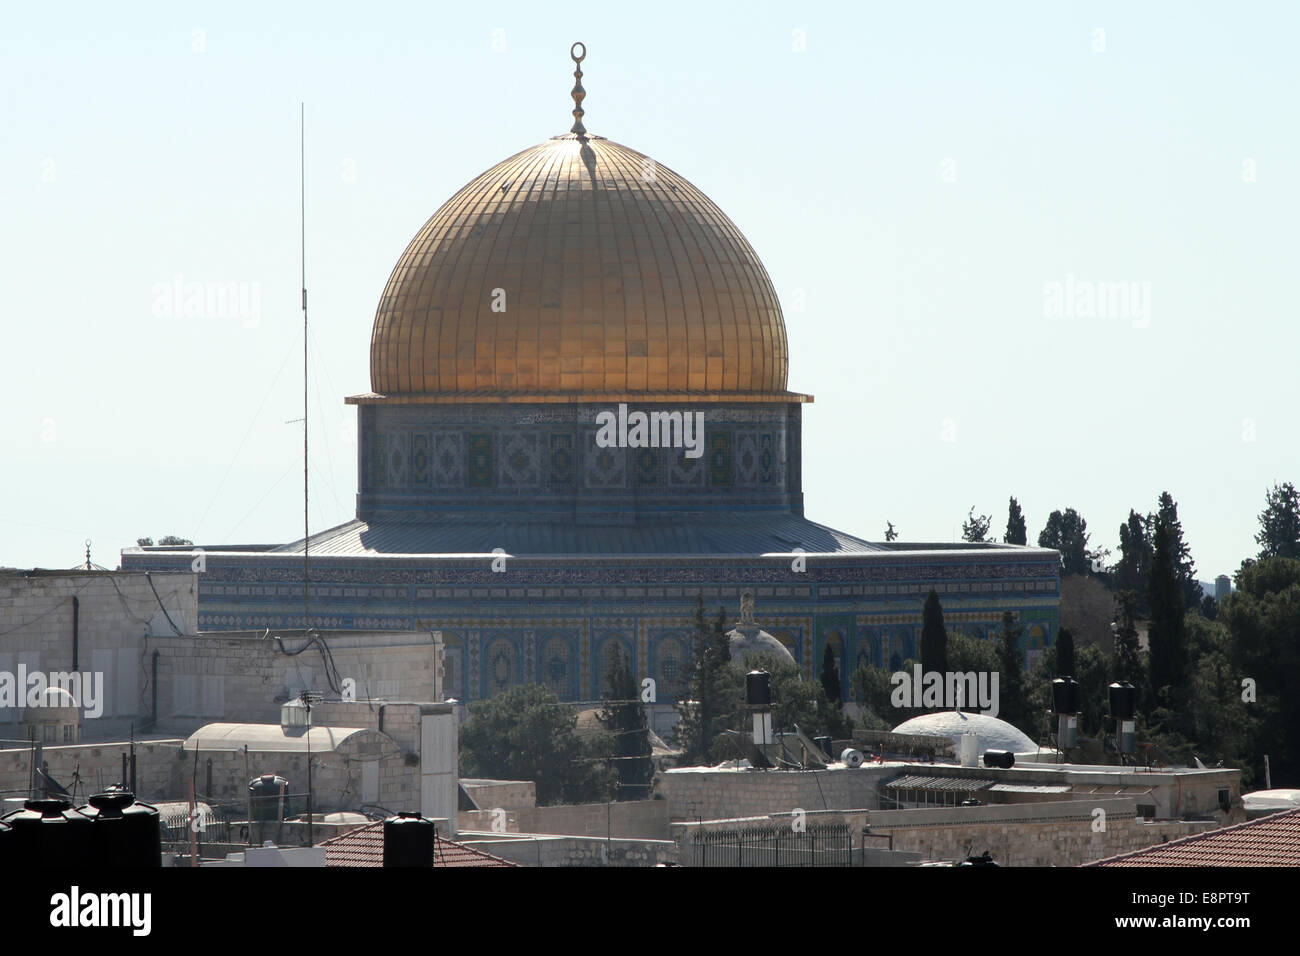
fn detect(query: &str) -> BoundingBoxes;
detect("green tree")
[946,630,1000,677]
[460,683,611,805]
[1154,492,1202,609]
[962,507,992,543]
[1147,514,1189,719]
[997,611,1028,733]
[884,522,898,542]
[1115,510,1152,613]
[1182,611,1256,782]
[849,664,896,731]
[1003,497,1027,545]
[597,643,653,801]
[1111,589,1147,704]
[1072,644,1111,737]
[1221,557,1300,786]
[1037,508,1094,575]
[734,652,852,743]
[136,537,153,547]
[1255,481,1300,560]
[672,595,733,764]
[1027,642,1111,738]
[157,535,194,546]
[920,589,948,676]
[1055,627,1075,678]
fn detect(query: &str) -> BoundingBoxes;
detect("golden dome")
[365,134,794,401]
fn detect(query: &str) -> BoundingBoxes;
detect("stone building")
[0,568,197,742]
[121,45,1061,734]
[0,569,446,747]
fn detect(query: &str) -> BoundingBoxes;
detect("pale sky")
[2,1,1295,580]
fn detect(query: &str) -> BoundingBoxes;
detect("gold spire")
[569,41,587,137]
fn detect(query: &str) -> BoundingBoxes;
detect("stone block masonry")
[865,798,1219,867]
[657,765,898,821]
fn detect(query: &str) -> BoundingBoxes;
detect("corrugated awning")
[988,783,1072,794]
[884,775,997,792]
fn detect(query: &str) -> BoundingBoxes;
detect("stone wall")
[149,630,444,737]
[0,570,197,741]
[190,728,415,815]
[459,798,670,840]
[457,834,678,867]
[669,808,872,866]
[866,798,1220,866]
[0,570,446,744]
[663,801,1220,867]
[0,738,186,804]
[657,766,896,821]
[460,778,537,811]
[0,722,424,816]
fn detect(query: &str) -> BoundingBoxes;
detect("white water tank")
[960,731,979,767]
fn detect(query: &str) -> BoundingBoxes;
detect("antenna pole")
[301,102,311,631]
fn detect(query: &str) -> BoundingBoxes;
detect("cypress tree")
[820,644,841,702]
[598,643,653,801]
[1147,516,1188,709]
[1154,492,1202,609]
[997,611,1026,731]
[1004,497,1027,545]
[1116,510,1152,614]
[672,595,732,764]
[1112,589,1146,703]
[1055,627,1075,678]
[920,589,948,677]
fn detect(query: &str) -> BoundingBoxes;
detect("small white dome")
[892,711,1038,755]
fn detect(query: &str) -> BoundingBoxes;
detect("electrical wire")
[145,572,185,636]
[193,329,303,538]
[271,631,342,694]
[221,461,297,543]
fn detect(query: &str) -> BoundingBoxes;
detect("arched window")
[483,638,517,698]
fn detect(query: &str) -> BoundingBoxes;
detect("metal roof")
[182,723,373,753]
[884,775,997,792]
[270,513,886,558]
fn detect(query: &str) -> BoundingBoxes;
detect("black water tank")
[383,813,434,867]
[1108,681,1137,720]
[982,750,1015,769]
[745,670,772,708]
[1052,677,1080,715]
[80,790,162,868]
[1,799,94,868]
[248,774,290,822]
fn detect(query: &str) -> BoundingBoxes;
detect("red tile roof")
[319,821,517,868]
[1085,808,1300,867]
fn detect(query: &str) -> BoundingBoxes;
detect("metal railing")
[692,823,853,867]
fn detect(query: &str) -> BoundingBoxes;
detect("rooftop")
[319,821,517,868]
[1085,808,1300,867]
[182,723,377,753]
